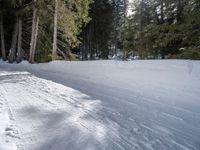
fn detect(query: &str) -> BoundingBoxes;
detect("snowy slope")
[0,60,200,150]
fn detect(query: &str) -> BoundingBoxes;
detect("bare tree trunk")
[139,0,144,59]
[89,22,93,60]
[29,2,38,63]
[0,14,6,60]
[85,25,89,60]
[176,0,183,23]
[52,0,58,60]
[160,0,164,24]
[29,9,36,63]
[16,17,22,63]
[9,19,18,63]
[31,16,39,62]
[82,28,86,60]
[87,24,90,60]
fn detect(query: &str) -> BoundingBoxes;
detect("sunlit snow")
[0,60,200,150]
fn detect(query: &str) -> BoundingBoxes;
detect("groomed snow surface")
[0,60,200,150]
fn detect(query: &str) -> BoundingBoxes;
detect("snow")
[0,60,200,150]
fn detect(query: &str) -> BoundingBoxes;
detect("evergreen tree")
[123,0,200,59]
[0,0,92,62]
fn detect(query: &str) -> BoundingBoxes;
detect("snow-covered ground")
[0,60,200,150]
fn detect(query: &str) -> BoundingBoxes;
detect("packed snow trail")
[0,71,119,150]
[0,60,200,150]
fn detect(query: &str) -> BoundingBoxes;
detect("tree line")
[80,0,200,60]
[0,0,129,62]
[0,0,91,63]
[123,0,200,59]
[0,0,200,63]
[80,0,127,60]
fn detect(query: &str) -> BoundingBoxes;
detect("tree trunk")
[52,0,58,60]
[0,14,6,60]
[16,17,22,63]
[85,25,88,60]
[176,0,183,23]
[29,9,36,63]
[29,2,38,63]
[82,28,87,60]
[139,0,144,31]
[160,0,164,24]
[139,0,144,59]
[9,19,18,63]
[114,1,119,57]
[87,24,91,60]
[32,16,39,62]
[89,22,93,60]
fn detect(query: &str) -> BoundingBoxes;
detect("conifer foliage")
[123,0,200,59]
[0,0,199,62]
[0,0,92,62]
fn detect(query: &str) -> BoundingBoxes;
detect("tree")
[123,0,200,59]
[29,0,39,63]
[81,0,118,59]
[0,14,6,60]
[1,0,92,62]
[52,0,58,60]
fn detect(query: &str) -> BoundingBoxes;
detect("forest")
[0,1,200,149]
[0,0,200,63]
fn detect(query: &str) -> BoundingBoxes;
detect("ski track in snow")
[0,71,118,150]
[0,60,200,150]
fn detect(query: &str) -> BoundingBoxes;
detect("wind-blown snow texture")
[0,60,200,150]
